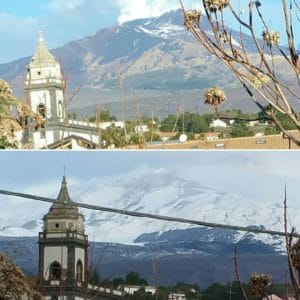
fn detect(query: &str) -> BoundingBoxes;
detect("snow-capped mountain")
[0,10,291,116]
[0,165,292,251]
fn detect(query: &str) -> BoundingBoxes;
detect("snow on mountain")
[136,24,185,39]
[0,165,293,248]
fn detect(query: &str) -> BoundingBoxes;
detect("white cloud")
[117,0,202,23]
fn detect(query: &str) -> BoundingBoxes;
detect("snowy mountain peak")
[0,165,292,251]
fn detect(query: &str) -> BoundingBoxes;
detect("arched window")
[37,103,46,118]
[50,261,61,280]
[58,101,64,117]
[76,260,83,282]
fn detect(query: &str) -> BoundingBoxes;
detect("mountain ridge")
[0,165,292,252]
[1,9,290,117]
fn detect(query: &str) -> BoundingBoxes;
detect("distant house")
[168,293,186,300]
[210,119,235,128]
[210,119,227,128]
[204,132,220,142]
[135,125,150,133]
[120,285,156,295]
[247,120,260,127]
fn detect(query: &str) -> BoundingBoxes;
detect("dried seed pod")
[204,87,227,106]
[183,10,202,30]
[249,273,272,297]
[250,72,270,88]
[204,0,231,12]
[262,31,281,46]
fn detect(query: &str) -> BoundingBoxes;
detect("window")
[37,103,46,118]
[50,261,62,280]
[58,101,64,117]
[76,260,83,281]
[256,139,267,145]
[215,143,225,148]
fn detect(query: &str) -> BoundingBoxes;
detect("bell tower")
[37,177,88,299]
[25,31,65,121]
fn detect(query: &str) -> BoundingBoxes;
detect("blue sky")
[0,0,297,64]
[0,151,299,208]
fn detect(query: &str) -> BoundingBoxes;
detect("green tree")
[0,136,17,149]
[124,271,148,286]
[275,111,298,131]
[178,113,210,133]
[160,114,178,132]
[101,126,127,148]
[264,126,280,136]
[89,110,117,122]
[112,277,124,289]
[90,269,101,285]
[231,123,254,138]
[201,282,227,300]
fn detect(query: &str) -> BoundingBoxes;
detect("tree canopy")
[0,252,37,299]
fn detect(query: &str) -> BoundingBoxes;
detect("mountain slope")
[0,166,292,251]
[0,10,292,117]
[0,235,287,287]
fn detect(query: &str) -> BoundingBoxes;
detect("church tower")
[37,177,88,299]
[24,31,65,147]
[25,31,65,120]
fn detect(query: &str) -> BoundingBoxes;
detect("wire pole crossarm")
[0,189,298,238]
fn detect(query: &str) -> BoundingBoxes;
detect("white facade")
[135,125,150,133]
[121,285,156,295]
[210,119,227,128]
[44,246,68,280]
[25,31,64,120]
[169,293,187,300]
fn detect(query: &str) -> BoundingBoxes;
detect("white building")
[120,285,156,295]
[24,31,123,149]
[168,293,186,300]
[135,125,150,134]
[209,119,227,128]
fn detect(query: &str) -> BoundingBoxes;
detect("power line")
[0,189,298,238]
